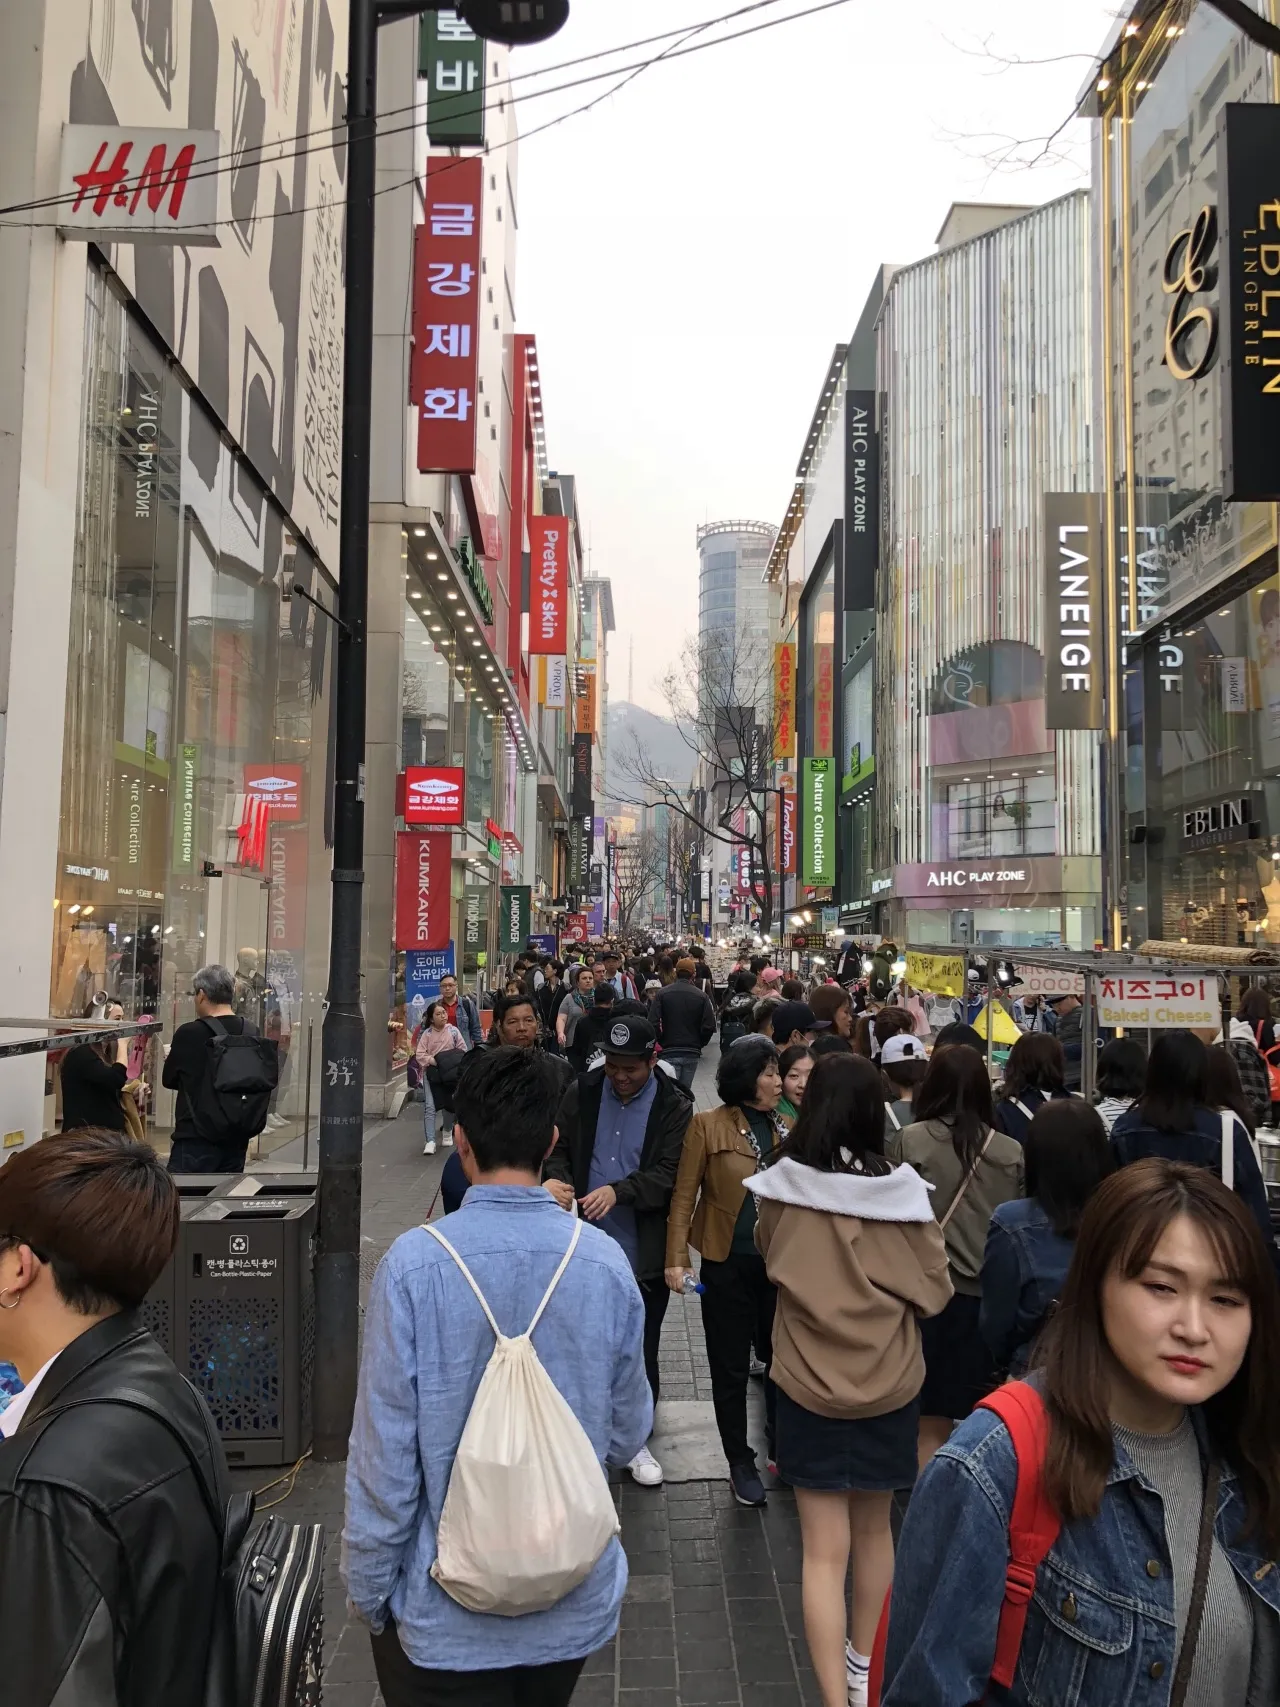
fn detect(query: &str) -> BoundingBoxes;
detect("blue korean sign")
[527,933,557,957]
[405,944,456,1004]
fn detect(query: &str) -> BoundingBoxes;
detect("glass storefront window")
[941,773,1056,860]
[53,264,333,1156]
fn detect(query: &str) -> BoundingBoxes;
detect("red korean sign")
[398,765,465,826]
[395,831,453,951]
[243,763,304,820]
[815,644,835,757]
[412,156,483,473]
[529,515,569,654]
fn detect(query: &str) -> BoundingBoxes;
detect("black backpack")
[191,1018,280,1142]
[32,1384,325,1707]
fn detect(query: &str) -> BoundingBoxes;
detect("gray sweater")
[1113,1417,1252,1707]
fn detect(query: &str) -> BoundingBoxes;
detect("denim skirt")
[773,1386,920,1492]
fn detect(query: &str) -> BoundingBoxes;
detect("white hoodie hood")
[744,1156,936,1224]
[1229,1017,1260,1048]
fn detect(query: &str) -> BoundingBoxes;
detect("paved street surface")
[231,1048,823,1707]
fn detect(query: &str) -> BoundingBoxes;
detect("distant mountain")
[605,701,698,801]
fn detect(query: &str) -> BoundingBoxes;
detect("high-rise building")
[875,194,1102,950]
[696,521,776,656]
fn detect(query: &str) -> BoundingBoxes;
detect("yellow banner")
[905,950,965,996]
[773,643,796,761]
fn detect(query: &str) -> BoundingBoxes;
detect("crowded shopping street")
[6,2,1280,1705]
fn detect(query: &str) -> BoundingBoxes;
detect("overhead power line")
[0,0,850,225]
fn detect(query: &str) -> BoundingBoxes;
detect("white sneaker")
[423,1138,437,1155]
[627,1446,663,1487]
[265,1112,288,1131]
[442,1131,454,1147]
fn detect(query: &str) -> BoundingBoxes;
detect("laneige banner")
[1043,493,1104,731]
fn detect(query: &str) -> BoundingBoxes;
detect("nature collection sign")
[802,757,834,887]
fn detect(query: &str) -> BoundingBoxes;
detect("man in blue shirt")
[343,1046,652,1707]
[545,1018,693,1489]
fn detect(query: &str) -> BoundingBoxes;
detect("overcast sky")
[513,1,1117,714]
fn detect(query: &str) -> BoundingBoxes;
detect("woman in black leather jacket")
[0,1129,228,1706]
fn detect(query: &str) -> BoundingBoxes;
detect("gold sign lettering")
[1163,205,1219,382]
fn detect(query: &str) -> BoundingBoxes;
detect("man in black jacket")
[0,1130,227,1706]
[648,956,717,1089]
[545,1016,693,1487]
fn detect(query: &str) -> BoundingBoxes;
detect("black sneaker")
[729,1461,767,1507]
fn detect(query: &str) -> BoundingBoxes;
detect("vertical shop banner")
[462,884,487,974]
[418,10,485,147]
[1219,103,1280,501]
[570,732,593,817]
[267,828,309,954]
[776,779,797,876]
[529,515,569,654]
[395,831,452,951]
[499,885,531,952]
[170,742,199,871]
[568,812,593,891]
[576,670,597,737]
[814,644,835,756]
[412,156,483,474]
[1043,493,1104,730]
[542,655,568,709]
[802,758,834,887]
[844,390,879,612]
[773,644,796,761]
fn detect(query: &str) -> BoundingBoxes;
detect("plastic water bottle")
[682,1274,705,1296]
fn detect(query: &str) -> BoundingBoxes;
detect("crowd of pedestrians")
[6,935,1280,1707]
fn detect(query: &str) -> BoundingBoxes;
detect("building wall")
[0,0,347,1150]
[875,192,1100,944]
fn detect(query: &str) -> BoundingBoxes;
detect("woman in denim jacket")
[883,1158,1280,1706]
[980,1100,1115,1377]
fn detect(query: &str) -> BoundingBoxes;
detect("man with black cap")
[769,999,816,1051]
[544,1015,693,1488]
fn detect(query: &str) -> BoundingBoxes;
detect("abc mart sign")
[58,127,221,244]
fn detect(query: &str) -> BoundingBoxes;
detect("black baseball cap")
[771,1000,816,1042]
[601,1016,657,1058]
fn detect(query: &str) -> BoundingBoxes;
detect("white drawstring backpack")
[423,1217,620,1614]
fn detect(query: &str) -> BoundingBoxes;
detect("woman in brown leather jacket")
[665,1035,790,1507]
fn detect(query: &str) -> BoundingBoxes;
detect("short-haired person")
[545,1017,693,1487]
[437,973,484,1050]
[344,1048,653,1704]
[809,1033,855,1060]
[748,1055,952,1707]
[771,1001,817,1052]
[648,958,717,1089]
[1111,1029,1277,1266]
[666,1037,791,1507]
[881,1160,1280,1705]
[979,1100,1115,1376]
[931,1020,985,1055]
[780,977,807,1001]
[880,1033,927,1133]
[889,1044,1023,1466]
[556,965,597,1070]
[161,962,253,1172]
[1094,1034,1147,1132]
[0,1131,228,1705]
[1043,990,1083,1090]
[991,1032,1071,1146]
[719,971,759,1050]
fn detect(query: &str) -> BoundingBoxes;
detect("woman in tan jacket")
[665,1036,789,1508]
[747,1053,952,1707]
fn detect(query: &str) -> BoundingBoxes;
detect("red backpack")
[868,1381,1060,1704]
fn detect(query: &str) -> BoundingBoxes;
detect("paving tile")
[620,1626,676,1659]
[672,1671,742,1704]
[621,1602,676,1629]
[675,1636,735,1672]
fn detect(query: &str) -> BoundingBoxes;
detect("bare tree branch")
[612,828,668,937]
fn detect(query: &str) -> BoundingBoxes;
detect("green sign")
[419,9,486,147]
[802,757,834,887]
[500,884,531,952]
[170,742,199,871]
[462,883,487,975]
[457,535,495,624]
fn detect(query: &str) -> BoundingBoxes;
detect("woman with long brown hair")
[880,1158,1280,1704]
